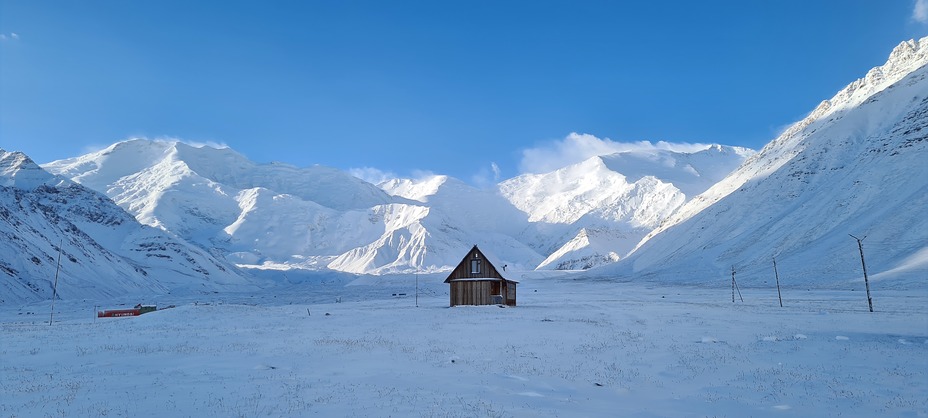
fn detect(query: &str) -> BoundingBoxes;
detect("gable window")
[470,259,481,274]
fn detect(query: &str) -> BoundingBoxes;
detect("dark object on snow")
[444,245,517,307]
[97,304,156,318]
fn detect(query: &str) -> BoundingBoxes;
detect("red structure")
[97,304,156,318]
[97,308,140,317]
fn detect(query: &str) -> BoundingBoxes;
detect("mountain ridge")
[597,37,928,288]
[42,139,750,274]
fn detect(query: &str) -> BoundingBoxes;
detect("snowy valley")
[1,35,927,418]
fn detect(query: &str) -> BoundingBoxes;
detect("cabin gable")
[445,245,505,282]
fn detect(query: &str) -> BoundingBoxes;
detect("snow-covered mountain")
[332,174,544,273]
[500,145,752,269]
[44,142,545,274]
[600,37,928,288]
[0,149,251,305]
[41,135,755,275]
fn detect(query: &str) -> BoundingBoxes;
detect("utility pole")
[731,266,735,303]
[731,266,743,303]
[773,257,783,307]
[849,234,873,312]
[49,239,63,326]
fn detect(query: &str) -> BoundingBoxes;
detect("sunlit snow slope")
[601,37,928,288]
[500,146,751,270]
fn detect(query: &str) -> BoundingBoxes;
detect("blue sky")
[1,1,926,185]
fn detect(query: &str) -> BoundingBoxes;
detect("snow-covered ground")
[2,273,926,417]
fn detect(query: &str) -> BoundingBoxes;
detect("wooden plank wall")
[505,282,517,307]
[451,281,495,306]
[450,280,519,306]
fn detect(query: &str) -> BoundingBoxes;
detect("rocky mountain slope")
[0,149,252,304]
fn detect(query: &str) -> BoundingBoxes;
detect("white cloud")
[348,167,396,185]
[915,0,928,23]
[519,132,715,173]
[11,33,18,39]
[410,169,440,180]
[80,143,110,155]
[0,32,20,41]
[470,162,504,189]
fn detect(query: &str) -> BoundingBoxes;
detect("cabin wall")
[450,281,493,306]
[449,280,517,307]
[504,282,516,307]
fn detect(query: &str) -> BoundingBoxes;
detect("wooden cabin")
[445,245,517,307]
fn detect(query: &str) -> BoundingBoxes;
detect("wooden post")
[849,235,873,312]
[731,266,743,303]
[49,240,62,326]
[773,257,783,307]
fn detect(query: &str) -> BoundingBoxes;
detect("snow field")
[1,278,926,417]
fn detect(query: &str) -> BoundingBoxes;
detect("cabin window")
[470,259,481,274]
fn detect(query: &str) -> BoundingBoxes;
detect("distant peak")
[103,137,235,158]
[0,149,62,188]
[97,137,174,158]
[0,150,44,174]
[0,148,31,163]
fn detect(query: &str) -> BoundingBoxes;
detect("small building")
[445,245,517,307]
